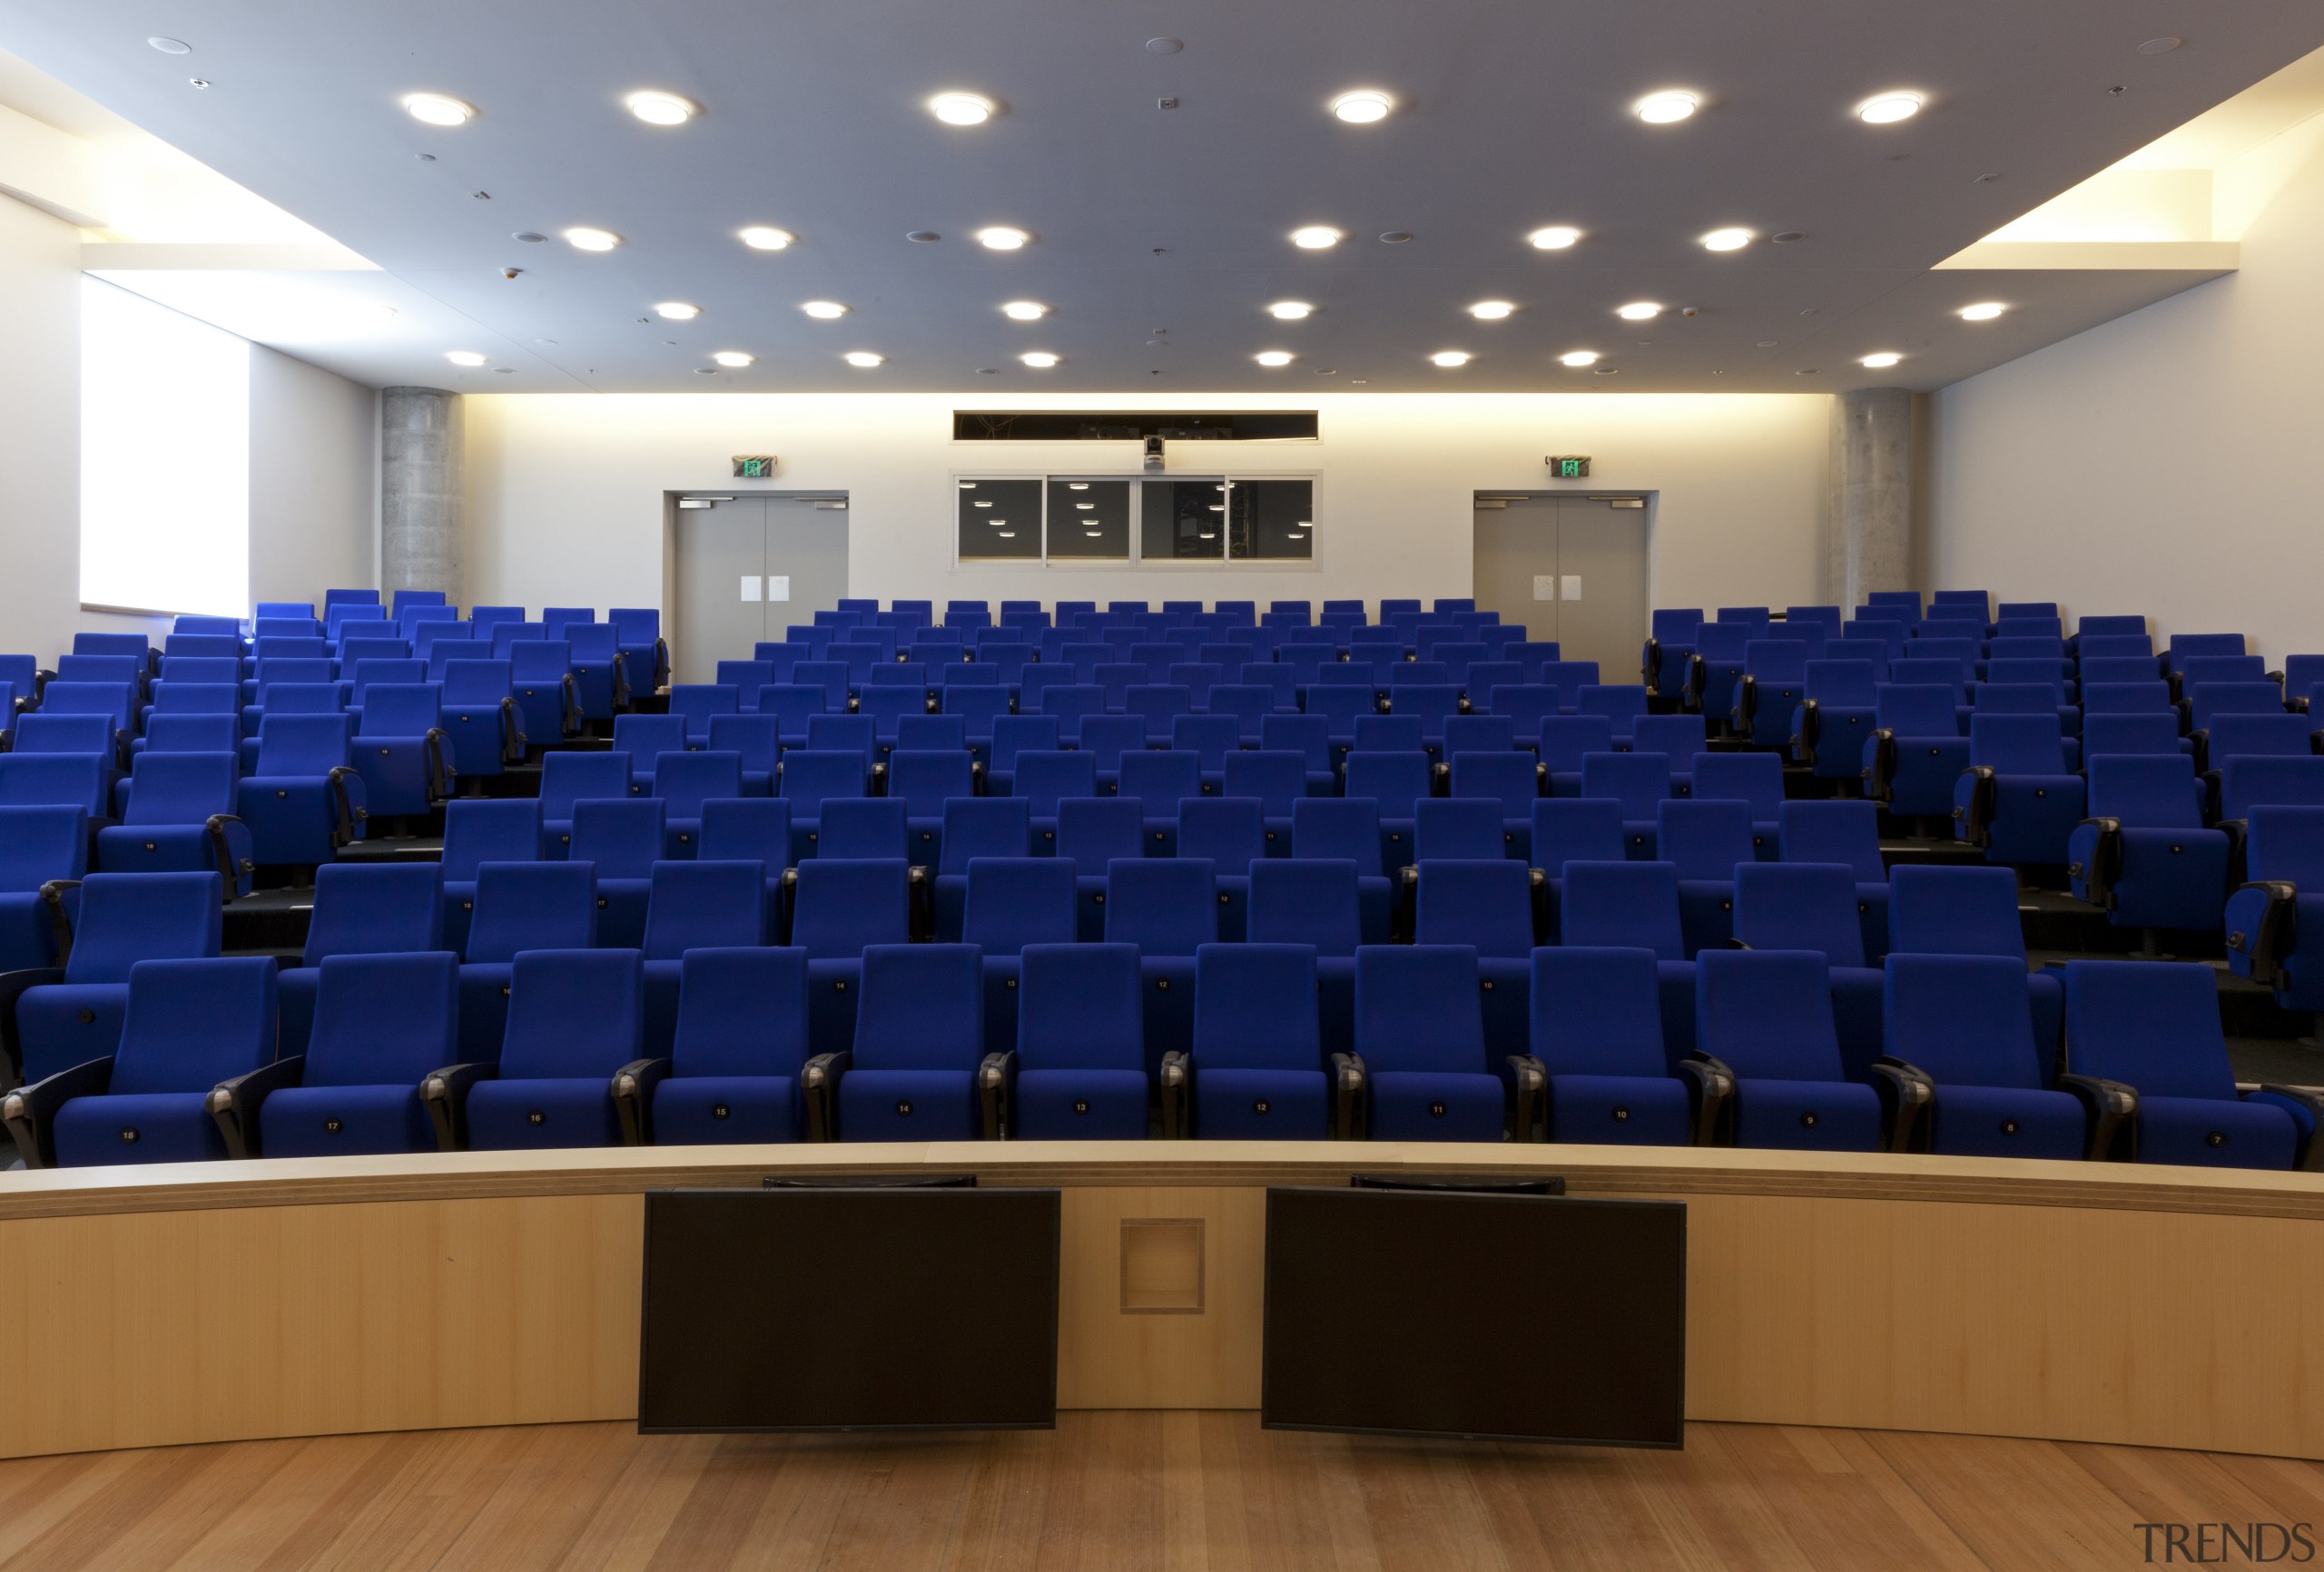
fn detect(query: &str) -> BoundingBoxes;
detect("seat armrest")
[559,672,582,738]
[204,813,254,896]
[206,1053,307,1160]
[802,1049,852,1142]
[1682,653,1708,712]
[1503,1054,1547,1143]
[38,879,79,969]
[2230,881,2301,987]
[1,1055,113,1168]
[1678,1053,1735,1146]
[976,1049,1017,1140]
[2248,1084,2324,1172]
[1732,673,1759,730]
[324,764,368,845]
[498,696,527,762]
[2057,1073,2138,1161]
[1640,637,1662,692]
[2071,817,2125,909]
[907,864,932,941]
[611,1056,673,1146]
[1955,764,1998,845]
[423,726,454,801]
[1395,865,1417,943]
[1158,1051,1191,1139]
[419,1061,499,1152]
[2221,818,2250,886]
[0,964,68,1086]
[1865,729,1897,801]
[1868,1056,1935,1154]
[1795,697,1823,761]
[2189,726,2212,776]
[1329,1052,1366,1141]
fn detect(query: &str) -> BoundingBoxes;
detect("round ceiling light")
[1959,301,2007,321]
[1290,226,1342,250]
[712,350,753,368]
[1860,352,1903,368]
[975,226,1029,251]
[625,91,696,126]
[1430,350,1471,368]
[929,93,995,125]
[1001,300,1048,320]
[403,93,475,127]
[445,350,487,367]
[1856,92,1923,124]
[843,351,884,368]
[1329,90,1393,124]
[739,226,793,251]
[800,300,848,319]
[1701,227,1754,251]
[1256,351,1295,367]
[653,301,700,320]
[1469,300,1515,319]
[562,226,621,252]
[1528,226,1581,250]
[1635,90,1699,124]
[1267,300,1314,319]
[1020,351,1060,368]
[1616,301,1662,320]
[1559,350,1600,367]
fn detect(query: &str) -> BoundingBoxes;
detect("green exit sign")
[732,454,776,478]
[1546,455,1591,478]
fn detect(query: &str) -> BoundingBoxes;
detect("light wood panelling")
[1059,1188,1263,1410]
[1120,1217,1206,1313]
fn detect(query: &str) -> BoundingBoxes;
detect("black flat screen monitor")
[639,1186,1060,1432]
[1262,1186,1686,1447]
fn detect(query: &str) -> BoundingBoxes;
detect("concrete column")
[380,387,463,601]
[1825,387,1915,609]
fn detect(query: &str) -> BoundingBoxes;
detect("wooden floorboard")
[0,1414,2313,1572]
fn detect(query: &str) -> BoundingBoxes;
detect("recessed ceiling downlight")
[625,91,697,126]
[1860,351,1903,368]
[654,301,700,320]
[1959,301,2007,321]
[739,226,794,251]
[801,300,848,319]
[1430,350,1471,368]
[445,350,487,367]
[403,93,475,127]
[1330,90,1393,124]
[1560,350,1600,367]
[562,226,621,252]
[1256,351,1295,367]
[1635,90,1699,124]
[1020,351,1060,368]
[1701,227,1754,251]
[1528,226,1581,250]
[1267,300,1314,319]
[843,351,884,368]
[1469,300,1515,319]
[1001,300,1048,320]
[1290,226,1343,250]
[712,350,754,368]
[975,226,1030,251]
[929,93,995,125]
[1616,301,1662,320]
[1856,92,1923,124]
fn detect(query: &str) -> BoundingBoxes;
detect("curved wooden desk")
[4,1142,2321,1460]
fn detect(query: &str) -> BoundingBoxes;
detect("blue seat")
[1009,943,1148,1140]
[260,952,460,1156]
[439,660,523,779]
[8,871,222,1086]
[1105,858,1216,1076]
[1776,801,1889,960]
[816,798,906,860]
[1579,751,1669,858]
[2226,806,2324,1012]
[566,798,665,948]
[1248,859,1364,1056]
[97,752,251,895]
[786,858,913,1056]
[1887,864,2063,1071]
[612,713,690,781]
[11,958,278,1168]
[1178,798,1265,939]
[2061,959,2309,1169]
[1054,796,1142,940]
[1013,750,1098,850]
[2081,712,2189,761]
[832,945,994,1141]
[438,799,540,953]
[1689,751,1783,858]
[0,753,113,826]
[639,860,766,1056]
[1793,659,1881,781]
[648,948,812,1145]
[1220,751,1308,850]
[1352,946,1512,1142]
[1692,950,1882,1151]
[1180,943,1333,1138]
[275,862,445,1051]
[455,860,597,1058]
[1559,860,1696,1065]
[1530,798,1623,939]
[1953,713,2085,868]
[778,749,871,863]
[1118,752,1203,850]
[1656,798,1754,956]
[1686,624,1752,726]
[1863,684,1969,819]
[2067,755,2228,932]
[507,641,580,744]
[1531,948,1692,1145]
[0,805,86,973]
[1730,641,1811,746]
[1733,862,1886,1080]
[655,750,743,858]
[1411,857,1537,1058]
[536,750,633,856]
[2220,756,2324,824]
[462,950,649,1150]
[1880,955,2087,1160]
[1447,752,1541,859]
[669,683,740,749]
[962,857,1078,1057]
[350,683,450,820]
[1413,799,1506,865]
[237,715,365,868]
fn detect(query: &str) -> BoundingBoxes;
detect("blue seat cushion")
[260,1083,433,1155]
[1729,1077,1882,1151]
[1194,1067,1329,1140]
[652,1075,801,1145]
[0,891,52,972]
[1014,1068,1150,1140]
[15,983,132,1084]
[838,1069,980,1141]
[1925,1085,2084,1161]
[1367,1069,1506,1142]
[466,1077,622,1150]
[1544,1074,1691,1145]
[53,1093,224,1165]
[2136,1095,2297,1171]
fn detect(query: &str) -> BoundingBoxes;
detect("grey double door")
[1471,496,1650,674]
[672,496,850,685]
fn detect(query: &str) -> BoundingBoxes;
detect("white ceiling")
[4,0,2323,394]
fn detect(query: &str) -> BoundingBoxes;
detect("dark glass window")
[1046,479,1130,560]
[956,478,1042,561]
[1138,480,1228,561]
[1227,479,1315,560]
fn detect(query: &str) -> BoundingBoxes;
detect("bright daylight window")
[81,279,250,616]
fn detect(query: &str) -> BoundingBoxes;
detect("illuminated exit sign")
[732,455,776,478]
[1545,455,1591,479]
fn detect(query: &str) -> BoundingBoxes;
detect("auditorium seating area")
[5,587,2322,1171]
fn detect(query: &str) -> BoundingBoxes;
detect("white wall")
[1929,113,2324,660]
[0,190,98,659]
[465,392,1830,634]
[248,344,377,610]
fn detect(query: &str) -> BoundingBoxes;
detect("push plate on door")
[766,575,790,602]
[738,575,762,603]
[1532,575,1556,601]
[1561,575,1582,601]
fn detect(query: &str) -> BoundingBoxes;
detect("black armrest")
[204,813,253,896]
[1158,1050,1190,1138]
[802,1049,852,1142]
[1732,673,1760,731]
[1678,1053,1735,1146]
[1329,1051,1365,1140]
[1795,696,1823,762]
[1865,729,1898,802]
[419,1061,498,1152]
[205,1053,307,1160]
[1,1055,113,1168]
[559,673,582,738]
[1641,636,1662,692]
[1504,1054,1546,1143]
[2072,816,2125,909]
[2221,817,2250,886]
[1955,764,1998,846]
[1868,1056,1935,1154]
[323,764,367,845]
[907,864,932,941]
[2189,726,2212,776]
[498,696,527,762]
[976,1049,1016,1139]
[1525,866,1548,945]
[1395,864,1417,943]
[0,964,67,1085]
[423,726,454,801]
[611,1056,672,1145]
[1682,653,1709,712]
[608,653,634,713]
[2057,1072,2138,1161]
[2230,880,2301,987]
[39,879,78,969]
[2250,1083,2324,1172]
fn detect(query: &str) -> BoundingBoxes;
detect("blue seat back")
[889,751,975,818]
[1689,751,1784,817]
[853,944,984,1070]
[789,859,911,956]
[1103,858,1216,955]
[1733,862,1865,966]
[699,798,792,868]
[1886,865,2025,958]
[644,860,767,955]
[1248,860,1363,954]
[1413,859,1534,958]
[2079,682,2171,715]
[1580,752,1670,818]
[1657,799,1755,881]
[1531,799,1624,871]
[2220,757,2324,819]
[301,862,444,962]
[109,958,277,1095]
[1558,861,1683,959]
[1056,797,1145,869]
[62,871,222,985]
[1776,801,1884,880]
[2062,959,2235,1100]
[254,713,354,774]
[2207,713,2317,761]
[1967,713,2067,771]
[1014,751,1098,812]
[1804,659,1877,706]
[538,751,633,820]
[1354,945,1488,1074]
[1531,947,1666,1078]
[1696,949,1843,1079]
[778,750,869,816]
[963,858,1079,952]
[1015,944,1143,1073]
[306,952,460,1086]
[2085,754,2205,829]
[466,861,597,961]
[2247,806,2324,885]
[1180,798,1266,873]
[0,804,87,891]
[500,949,644,1079]
[1193,943,1321,1072]
[1885,954,2042,1090]
[568,799,668,879]
[440,800,540,878]
[1290,799,1383,873]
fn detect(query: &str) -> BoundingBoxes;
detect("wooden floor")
[0,1415,2318,1571]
